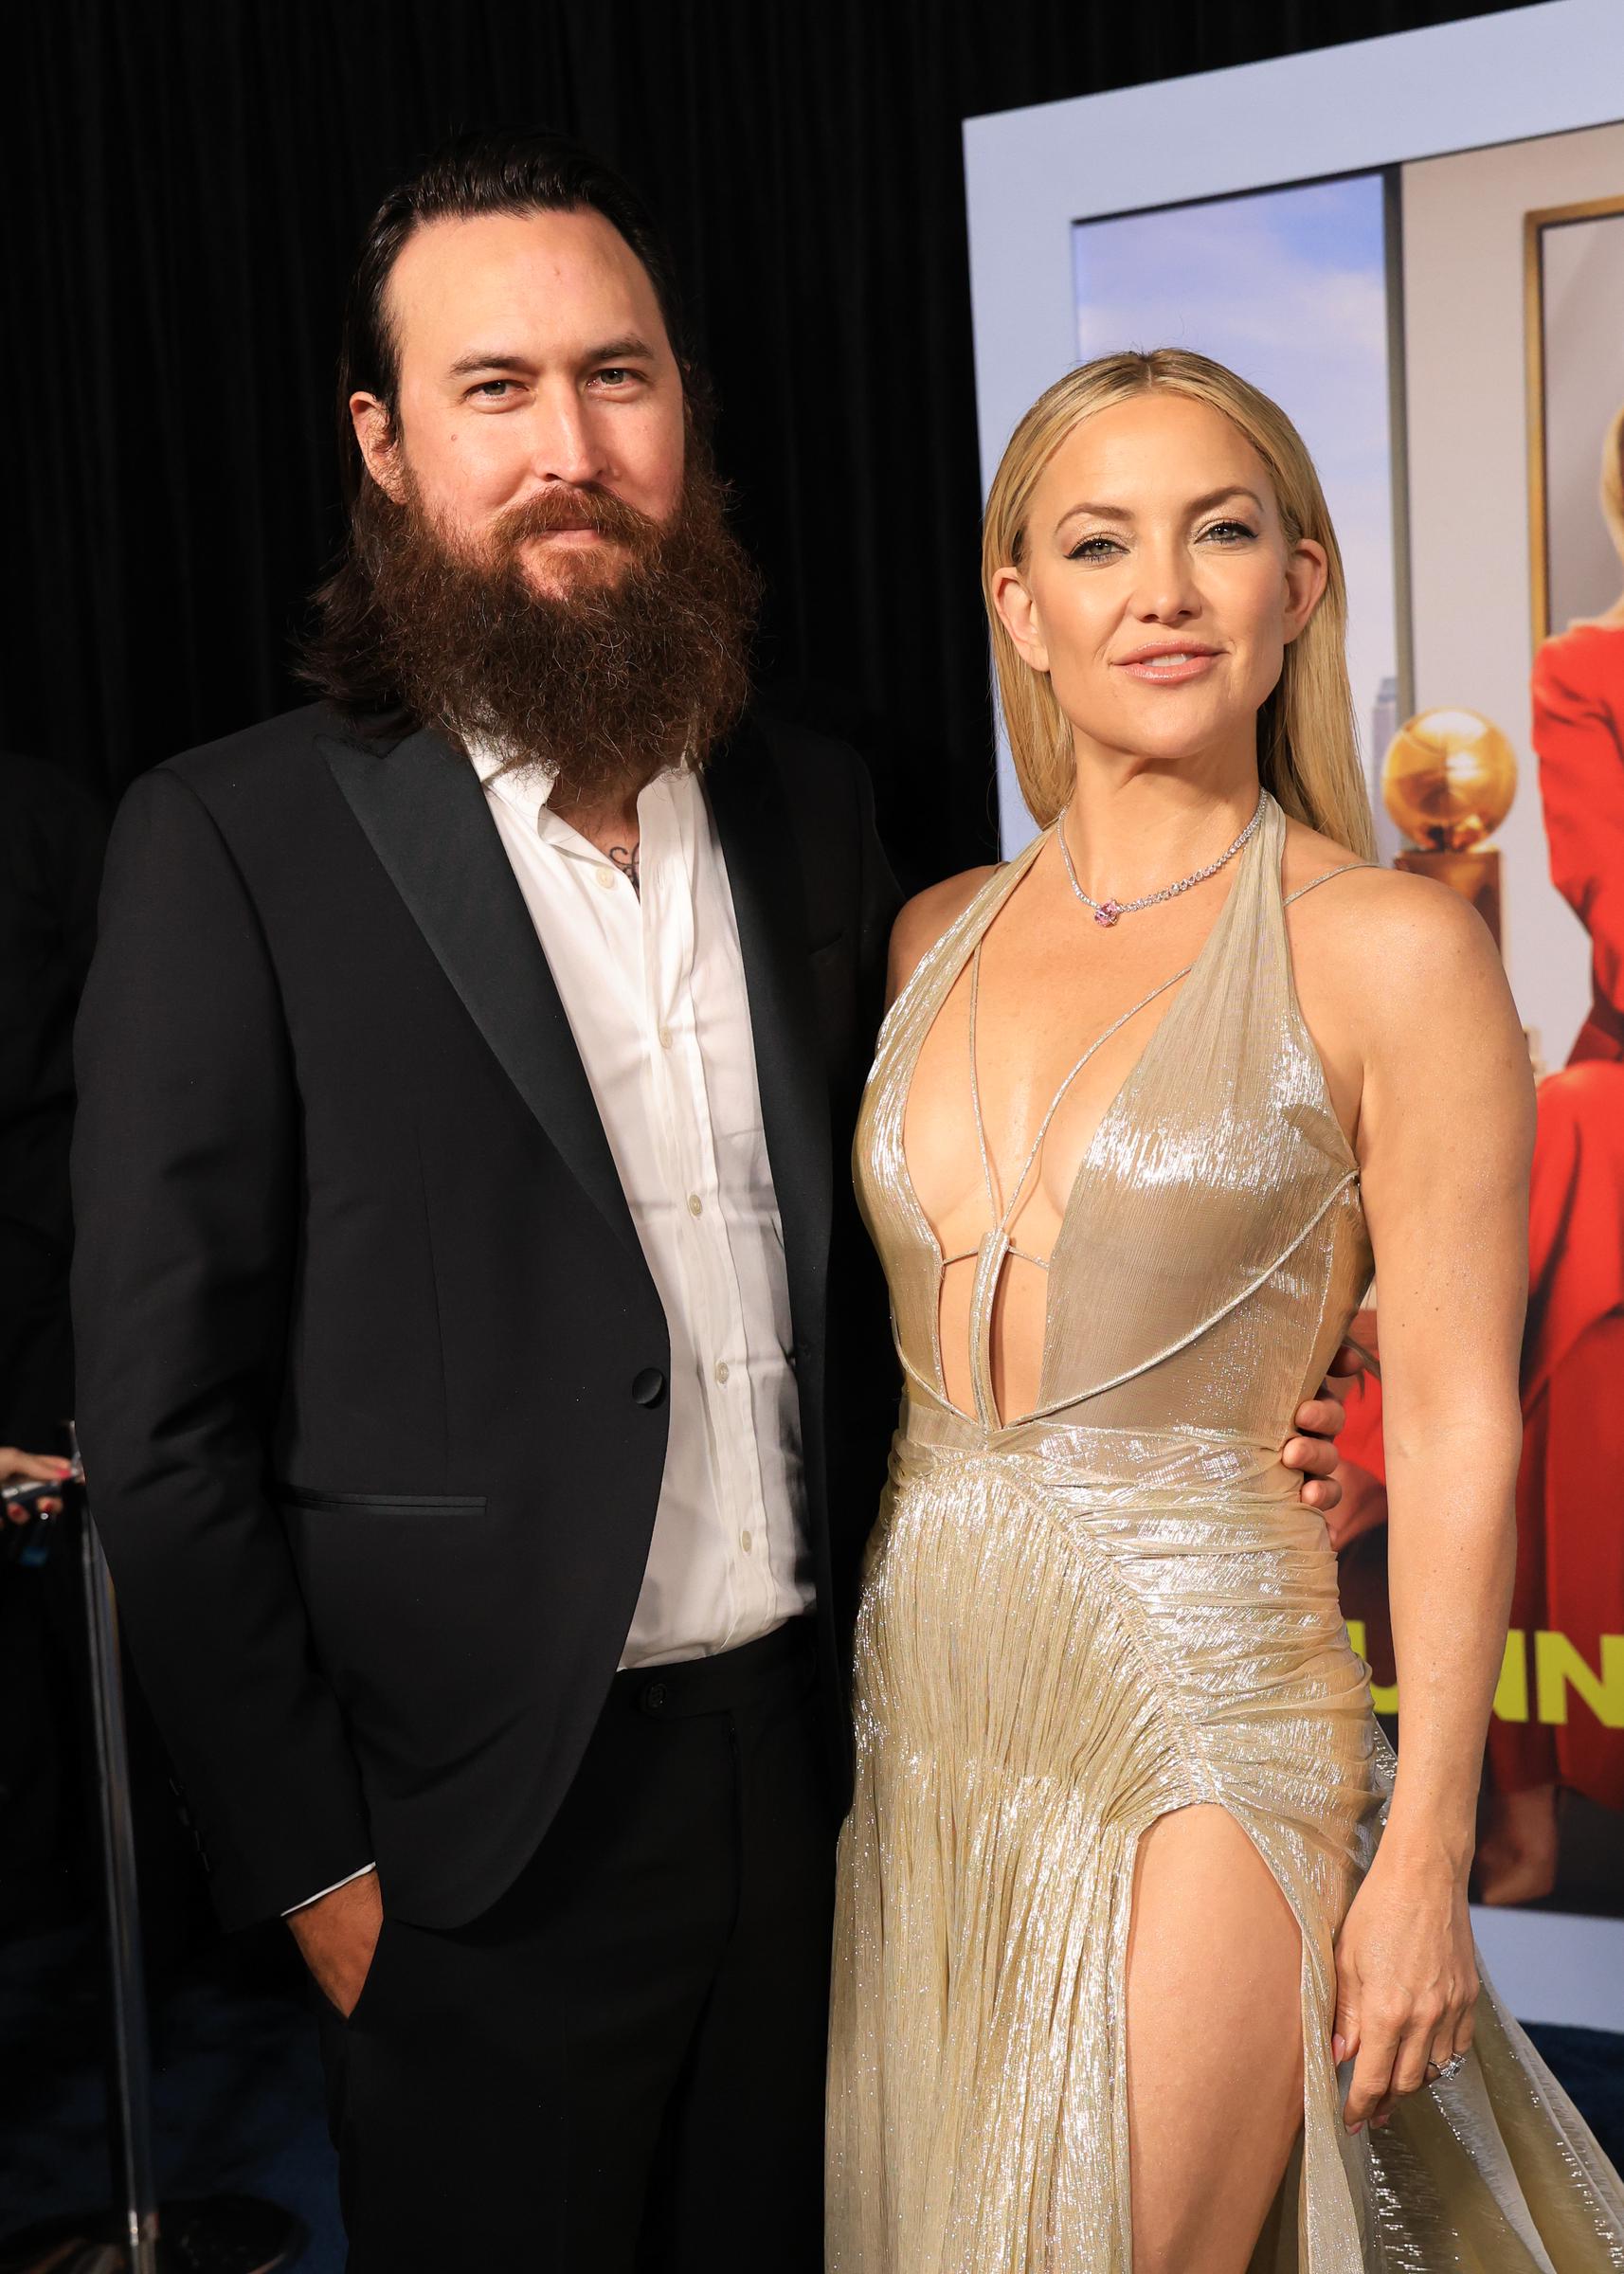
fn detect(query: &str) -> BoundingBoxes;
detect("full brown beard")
[352,442,761,803]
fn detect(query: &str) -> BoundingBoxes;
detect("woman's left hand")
[1332,1844,1479,2133]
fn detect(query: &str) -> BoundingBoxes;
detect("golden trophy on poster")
[1380,707,1518,951]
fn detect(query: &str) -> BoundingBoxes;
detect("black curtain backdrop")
[7,0,1530,891]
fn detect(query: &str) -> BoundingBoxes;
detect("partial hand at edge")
[287,1866,384,2018]
[1282,1340,1364,1514]
[1,1447,75,1523]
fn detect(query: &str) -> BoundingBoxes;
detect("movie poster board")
[964,0,1624,2026]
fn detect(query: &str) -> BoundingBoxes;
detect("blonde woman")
[826,351,1624,2270]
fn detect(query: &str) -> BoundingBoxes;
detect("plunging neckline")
[893,813,1257,1429]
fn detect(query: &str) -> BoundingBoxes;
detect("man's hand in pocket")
[288,1868,384,2017]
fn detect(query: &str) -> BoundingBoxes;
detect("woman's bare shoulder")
[1279,820,1515,1041]
[1281,819,1473,937]
[887,864,1001,1003]
[1278,817,1379,900]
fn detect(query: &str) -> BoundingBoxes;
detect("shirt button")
[714,1361,730,1384]
[594,865,618,892]
[687,1194,703,1218]
[658,1025,673,1050]
[741,1530,753,1554]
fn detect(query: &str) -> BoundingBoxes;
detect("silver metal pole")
[74,1421,161,2274]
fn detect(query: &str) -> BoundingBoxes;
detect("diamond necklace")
[1056,789,1266,928]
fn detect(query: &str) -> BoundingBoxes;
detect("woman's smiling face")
[991,389,1327,773]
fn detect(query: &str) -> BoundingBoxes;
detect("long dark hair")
[304,128,703,716]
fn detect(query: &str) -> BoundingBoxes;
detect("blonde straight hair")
[982,348,1377,860]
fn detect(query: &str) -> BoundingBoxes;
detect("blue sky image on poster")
[1073,175,1400,839]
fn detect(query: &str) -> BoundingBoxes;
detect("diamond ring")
[1425,2052,1467,2086]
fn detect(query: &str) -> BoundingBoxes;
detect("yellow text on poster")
[1344,1626,1624,1726]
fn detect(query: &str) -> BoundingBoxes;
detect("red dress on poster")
[1511,619,1624,1809]
[1533,619,1624,1066]
[1502,1061,1624,1809]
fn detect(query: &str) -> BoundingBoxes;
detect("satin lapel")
[707,724,833,1350]
[319,726,642,1263]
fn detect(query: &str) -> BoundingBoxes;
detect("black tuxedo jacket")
[70,703,901,1931]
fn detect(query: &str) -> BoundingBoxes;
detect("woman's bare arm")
[1325,872,1533,2129]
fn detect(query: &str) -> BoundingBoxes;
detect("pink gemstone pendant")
[1094,899,1121,929]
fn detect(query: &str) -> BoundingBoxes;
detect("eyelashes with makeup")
[1064,519,1259,564]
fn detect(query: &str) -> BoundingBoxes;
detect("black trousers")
[317,1615,839,2271]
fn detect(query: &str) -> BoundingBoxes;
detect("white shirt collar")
[464,732,560,821]
[464,731,697,849]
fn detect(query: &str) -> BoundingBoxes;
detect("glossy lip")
[1113,641,1221,684]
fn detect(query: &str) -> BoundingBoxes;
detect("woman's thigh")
[1126,1804,1305,2274]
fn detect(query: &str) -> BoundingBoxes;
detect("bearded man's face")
[344,206,758,798]
[360,204,687,595]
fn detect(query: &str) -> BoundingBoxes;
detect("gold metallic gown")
[827,798,1624,2271]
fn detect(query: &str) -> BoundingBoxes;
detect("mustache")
[309,437,764,803]
[488,483,664,550]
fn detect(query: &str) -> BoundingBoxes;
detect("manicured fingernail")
[53,1461,72,1474]
[1332,2035,1346,2063]
[1346,2121,1362,2135]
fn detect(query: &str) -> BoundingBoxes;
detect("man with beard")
[69,131,1350,2269]
[69,132,899,2272]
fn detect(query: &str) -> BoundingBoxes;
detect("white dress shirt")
[472,743,813,1668]
[286,749,813,1915]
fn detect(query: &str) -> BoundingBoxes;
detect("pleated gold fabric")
[827,797,1624,2271]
